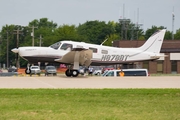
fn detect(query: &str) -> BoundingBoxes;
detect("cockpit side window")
[50,42,61,50]
[89,47,97,53]
[60,43,72,50]
[101,50,108,54]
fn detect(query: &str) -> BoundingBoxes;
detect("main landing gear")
[61,49,92,77]
[65,69,79,77]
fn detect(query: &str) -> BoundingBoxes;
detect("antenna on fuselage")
[100,38,108,45]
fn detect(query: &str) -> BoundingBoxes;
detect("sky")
[0,0,179,32]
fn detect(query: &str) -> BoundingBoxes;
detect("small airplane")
[11,29,166,77]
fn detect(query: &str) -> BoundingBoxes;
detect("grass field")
[0,89,180,120]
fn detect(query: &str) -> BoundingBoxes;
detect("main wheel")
[71,70,79,77]
[65,69,72,77]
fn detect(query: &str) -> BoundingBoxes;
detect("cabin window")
[89,47,97,53]
[101,50,108,54]
[60,43,72,50]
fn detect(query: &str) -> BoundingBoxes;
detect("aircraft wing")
[55,48,93,67]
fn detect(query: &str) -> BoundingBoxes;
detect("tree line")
[0,18,180,68]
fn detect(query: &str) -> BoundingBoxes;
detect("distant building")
[113,40,180,74]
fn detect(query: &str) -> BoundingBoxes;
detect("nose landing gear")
[25,64,31,74]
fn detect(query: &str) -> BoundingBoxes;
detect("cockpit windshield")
[60,43,72,50]
[49,41,61,50]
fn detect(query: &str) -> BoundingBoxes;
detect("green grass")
[0,89,180,120]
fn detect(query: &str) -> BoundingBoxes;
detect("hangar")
[113,40,180,74]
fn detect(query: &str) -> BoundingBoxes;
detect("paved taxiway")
[0,75,180,88]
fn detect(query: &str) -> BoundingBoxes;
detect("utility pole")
[13,27,23,68]
[39,34,43,47]
[6,31,9,68]
[29,26,38,46]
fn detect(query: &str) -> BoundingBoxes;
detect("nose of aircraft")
[11,48,19,53]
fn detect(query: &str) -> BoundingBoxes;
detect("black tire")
[71,70,79,77]
[65,69,72,77]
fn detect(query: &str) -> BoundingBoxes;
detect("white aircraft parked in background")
[12,29,166,77]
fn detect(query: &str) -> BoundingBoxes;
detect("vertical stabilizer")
[139,29,166,53]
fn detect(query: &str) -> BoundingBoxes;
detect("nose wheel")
[65,69,79,77]
[25,67,31,74]
[25,64,31,74]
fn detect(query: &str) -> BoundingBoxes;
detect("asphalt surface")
[0,75,180,89]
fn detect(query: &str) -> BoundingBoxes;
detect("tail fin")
[139,29,166,53]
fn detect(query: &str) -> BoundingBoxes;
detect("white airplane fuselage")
[13,42,156,65]
[13,29,166,65]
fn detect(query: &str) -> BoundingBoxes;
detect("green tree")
[29,18,57,29]
[164,30,172,40]
[28,18,58,47]
[103,33,120,46]
[54,24,79,43]
[138,36,145,40]
[145,26,166,40]
[174,28,180,39]
[0,25,26,67]
[77,20,115,44]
